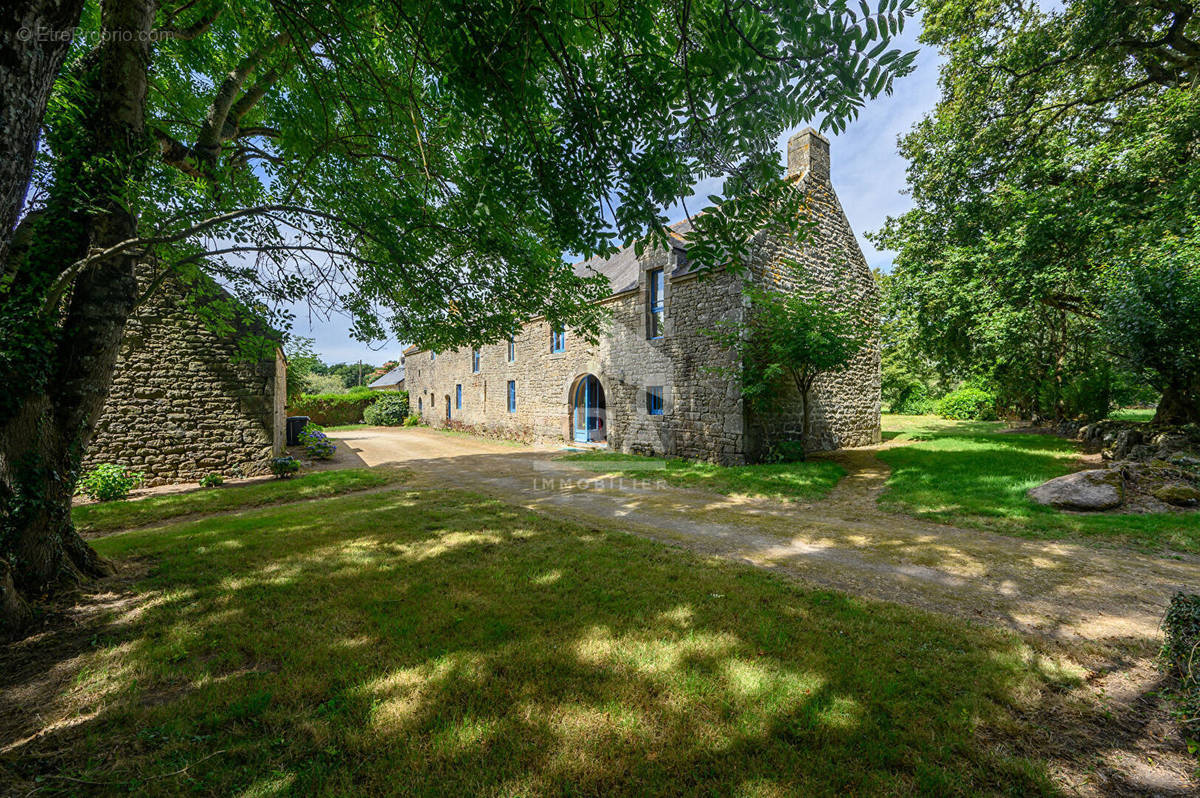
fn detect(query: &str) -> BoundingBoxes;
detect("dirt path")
[330,427,1200,794]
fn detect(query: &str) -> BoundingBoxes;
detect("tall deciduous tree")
[0,0,917,635]
[871,0,1200,423]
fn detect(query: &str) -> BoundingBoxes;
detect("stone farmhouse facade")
[83,272,286,486]
[405,129,881,464]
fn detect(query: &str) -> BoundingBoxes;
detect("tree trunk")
[0,0,86,266]
[799,387,811,460]
[0,0,155,638]
[1153,382,1200,425]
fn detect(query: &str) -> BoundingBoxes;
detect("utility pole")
[357,360,362,387]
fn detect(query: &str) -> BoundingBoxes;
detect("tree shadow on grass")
[0,486,1178,795]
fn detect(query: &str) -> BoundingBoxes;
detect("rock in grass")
[1152,483,1200,507]
[1029,469,1124,511]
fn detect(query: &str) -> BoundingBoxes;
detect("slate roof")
[368,365,405,388]
[571,218,695,295]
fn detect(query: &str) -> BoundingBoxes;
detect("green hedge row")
[287,389,381,426]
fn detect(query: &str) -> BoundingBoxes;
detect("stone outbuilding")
[404,129,881,464]
[82,272,286,485]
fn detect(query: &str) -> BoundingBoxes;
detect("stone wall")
[83,273,286,485]
[743,130,882,459]
[408,262,747,463]
[405,128,881,464]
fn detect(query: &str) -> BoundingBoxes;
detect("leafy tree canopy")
[871,0,1200,421]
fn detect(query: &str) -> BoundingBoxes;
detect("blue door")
[572,375,605,443]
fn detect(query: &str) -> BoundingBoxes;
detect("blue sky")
[300,19,942,366]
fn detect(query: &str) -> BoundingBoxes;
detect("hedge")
[935,387,997,421]
[287,390,380,426]
[363,391,409,426]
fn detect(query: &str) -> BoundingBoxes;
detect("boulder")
[1029,469,1125,511]
[1152,484,1200,507]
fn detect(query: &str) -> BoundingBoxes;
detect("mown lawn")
[560,451,845,501]
[878,415,1200,554]
[6,485,1062,795]
[72,468,403,535]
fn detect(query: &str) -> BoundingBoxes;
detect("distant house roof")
[368,365,405,389]
[571,218,694,295]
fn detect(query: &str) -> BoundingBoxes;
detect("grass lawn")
[6,485,1063,795]
[72,468,403,535]
[878,415,1200,554]
[560,451,845,501]
[1107,407,1156,422]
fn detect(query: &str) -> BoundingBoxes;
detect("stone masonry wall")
[405,128,881,464]
[743,130,882,459]
[83,273,286,485]
[408,261,748,464]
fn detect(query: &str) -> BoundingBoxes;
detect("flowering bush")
[78,464,143,502]
[270,456,301,478]
[298,423,336,460]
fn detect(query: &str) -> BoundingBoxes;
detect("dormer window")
[551,328,566,353]
[648,268,664,339]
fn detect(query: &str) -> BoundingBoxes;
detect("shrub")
[1160,592,1200,761]
[270,456,300,479]
[78,464,143,502]
[936,387,997,421]
[363,391,409,426]
[298,423,337,460]
[286,391,380,426]
[199,473,224,488]
[403,413,422,427]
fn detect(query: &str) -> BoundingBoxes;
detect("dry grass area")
[1,484,1082,796]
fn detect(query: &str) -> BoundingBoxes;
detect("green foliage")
[199,473,224,488]
[936,388,996,421]
[78,464,143,503]
[871,0,1198,422]
[270,457,300,479]
[1160,592,1200,755]
[402,414,423,427]
[1101,230,1200,423]
[287,392,380,426]
[298,423,337,460]
[362,392,409,426]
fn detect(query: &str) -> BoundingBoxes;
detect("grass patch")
[1107,407,1156,422]
[8,487,1062,794]
[73,468,404,535]
[322,423,370,432]
[560,451,845,501]
[878,416,1200,554]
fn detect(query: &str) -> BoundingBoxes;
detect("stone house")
[368,361,406,391]
[404,129,881,464]
[83,272,287,485]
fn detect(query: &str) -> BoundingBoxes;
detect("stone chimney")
[786,127,830,183]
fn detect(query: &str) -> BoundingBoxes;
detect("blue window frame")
[430,351,436,361]
[507,380,516,412]
[551,328,566,353]
[647,385,664,415]
[507,336,515,362]
[648,268,665,339]
[472,349,480,372]
[455,384,462,409]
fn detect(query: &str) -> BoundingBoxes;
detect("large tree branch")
[195,30,291,167]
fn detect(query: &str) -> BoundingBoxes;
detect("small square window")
[456,384,462,409]
[507,380,517,412]
[647,385,664,415]
[551,329,566,353]
[472,349,480,373]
